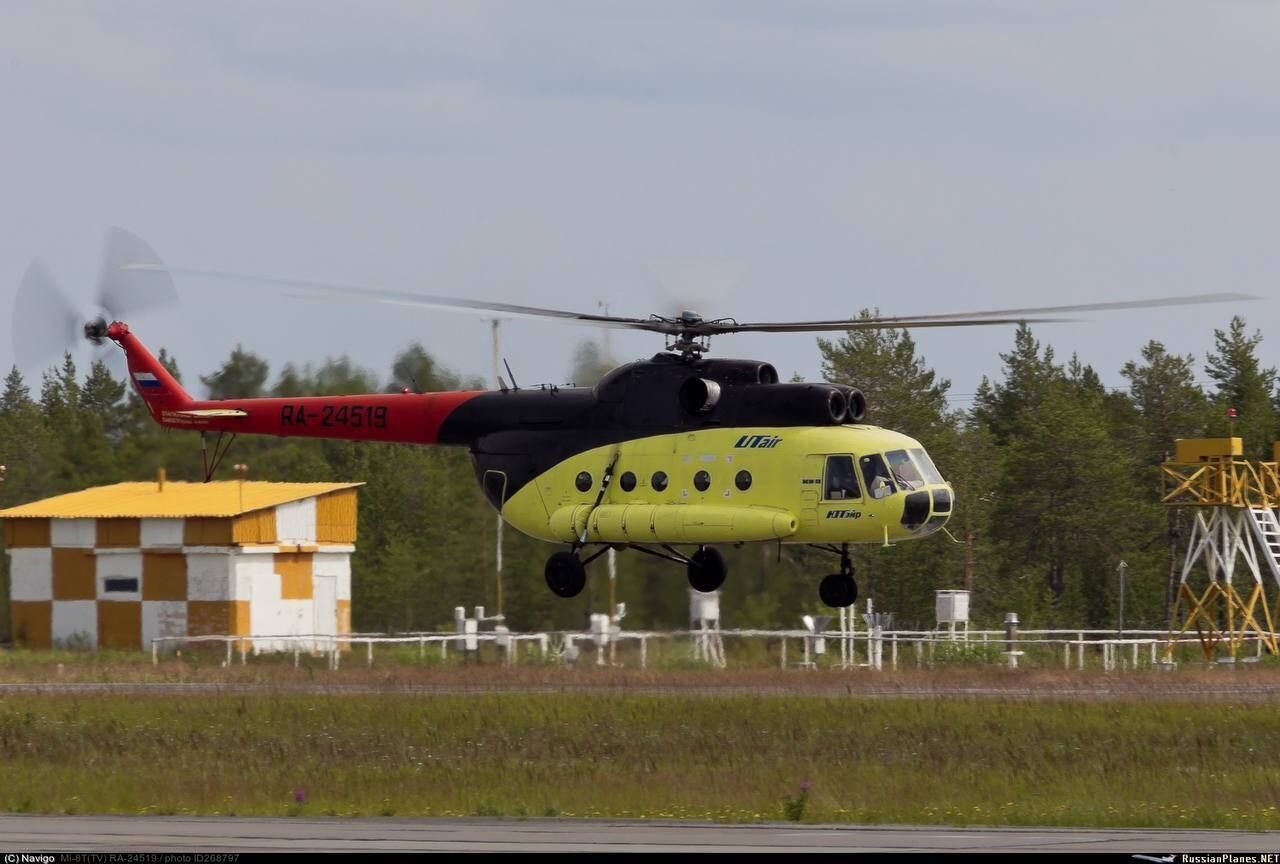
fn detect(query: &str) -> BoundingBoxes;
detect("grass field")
[1,689,1278,828]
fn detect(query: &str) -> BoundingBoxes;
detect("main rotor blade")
[97,226,177,319]
[129,261,1259,337]
[13,259,82,372]
[125,264,673,332]
[716,292,1260,333]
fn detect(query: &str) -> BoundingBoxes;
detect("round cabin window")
[652,471,669,492]
[575,471,592,493]
[735,470,752,491]
[619,471,637,492]
[694,470,712,492]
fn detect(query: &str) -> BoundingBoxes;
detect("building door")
[313,574,337,653]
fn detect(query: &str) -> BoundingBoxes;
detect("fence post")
[1004,613,1020,669]
[780,637,786,670]
[226,639,233,667]
[1077,639,1085,671]
[151,639,158,666]
[891,633,898,671]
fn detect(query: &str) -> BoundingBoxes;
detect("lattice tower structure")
[1161,438,1280,660]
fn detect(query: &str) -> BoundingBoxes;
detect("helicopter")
[13,228,1256,608]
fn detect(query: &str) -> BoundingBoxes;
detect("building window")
[104,577,139,593]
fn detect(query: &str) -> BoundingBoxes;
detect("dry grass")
[1,690,1279,828]
[3,645,1280,699]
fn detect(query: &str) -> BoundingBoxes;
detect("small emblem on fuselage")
[734,434,782,449]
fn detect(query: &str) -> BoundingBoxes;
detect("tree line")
[0,316,1275,639]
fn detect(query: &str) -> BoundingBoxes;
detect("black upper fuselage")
[436,353,861,506]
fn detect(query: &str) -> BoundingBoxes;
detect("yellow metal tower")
[1161,438,1280,661]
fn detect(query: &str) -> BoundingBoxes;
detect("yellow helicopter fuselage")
[497,425,953,547]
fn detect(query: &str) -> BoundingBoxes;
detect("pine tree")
[817,310,950,438]
[201,346,269,399]
[1205,316,1277,459]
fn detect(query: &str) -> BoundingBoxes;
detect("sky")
[2,1,1277,412]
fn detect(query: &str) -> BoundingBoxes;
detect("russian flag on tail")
[133,371,162,389]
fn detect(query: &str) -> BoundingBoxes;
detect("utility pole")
[491,318,504,617]
[1116,559,1128,637]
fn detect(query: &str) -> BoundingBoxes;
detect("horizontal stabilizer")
[170,408,249,418]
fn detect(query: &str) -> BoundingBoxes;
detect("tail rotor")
[12,227,177,375]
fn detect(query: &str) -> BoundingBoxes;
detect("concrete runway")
[0,815,1276,852]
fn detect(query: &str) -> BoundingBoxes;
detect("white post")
[1077,639,1085,671]
[891,633,898,671]
[151,640,158,666]
[641,636,648,670]
[780,637,787,670]
[367,639,374,667]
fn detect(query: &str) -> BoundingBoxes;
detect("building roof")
[0,481,363,519]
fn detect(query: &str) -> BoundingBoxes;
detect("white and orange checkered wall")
[5,491,356,652]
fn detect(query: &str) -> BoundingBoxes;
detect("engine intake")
[679,377,722,414]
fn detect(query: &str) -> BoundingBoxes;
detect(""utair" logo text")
[734,434,783,449]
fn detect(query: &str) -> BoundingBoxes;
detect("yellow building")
[1,480,360,651]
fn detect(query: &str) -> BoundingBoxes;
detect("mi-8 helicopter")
[13,229,1255,607]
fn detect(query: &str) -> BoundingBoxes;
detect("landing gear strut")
[814,543,858,608]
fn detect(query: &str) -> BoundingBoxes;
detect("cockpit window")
[859,454,896,500]
[823,455,861,501]
[886,449,926,490]
[909,448,945,485]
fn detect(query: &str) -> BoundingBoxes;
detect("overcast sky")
[2,1,1276,411]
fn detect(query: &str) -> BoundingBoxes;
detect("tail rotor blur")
[11,227,177,376]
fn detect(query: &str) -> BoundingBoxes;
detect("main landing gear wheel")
[545,551,587,598]
[819,572,858,608]
[687,546,727,593]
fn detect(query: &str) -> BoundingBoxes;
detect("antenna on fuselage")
[503,358,520,391]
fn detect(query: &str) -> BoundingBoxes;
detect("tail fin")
[106,322,194,416]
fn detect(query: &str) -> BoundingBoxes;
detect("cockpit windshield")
[885,449,926,491]
[909,448,945,485]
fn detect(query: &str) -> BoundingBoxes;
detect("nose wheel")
[819,572,858,608]
[813,542,859,608]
